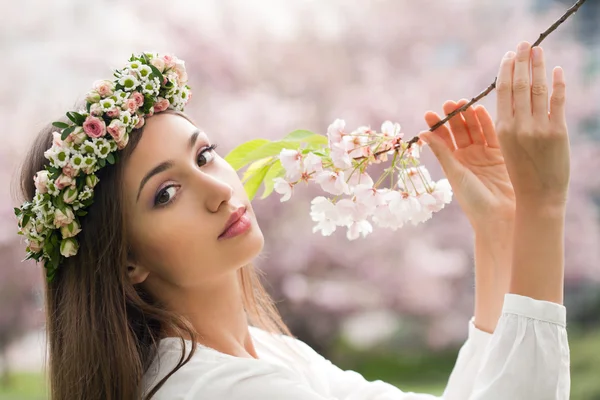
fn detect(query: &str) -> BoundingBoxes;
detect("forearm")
[509,204,566,304]
[473,219,514,333]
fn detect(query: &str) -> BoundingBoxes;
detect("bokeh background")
[1,0,599,398]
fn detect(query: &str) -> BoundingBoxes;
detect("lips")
[219,206,247,237]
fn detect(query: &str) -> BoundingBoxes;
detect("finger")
[443,100,472,148]
[460,101,486,145]
[513,41,533,120]
[424,111,456,151]
[531,46,549,118]
[474,105,500,148]
[496,51,516,122]
[550,66,566,127]
[418,131,462,179]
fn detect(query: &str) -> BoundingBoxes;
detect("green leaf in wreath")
[61,126,76,141]
[106,153,115,165]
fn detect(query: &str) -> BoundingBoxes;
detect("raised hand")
[419,100,515,230]
[496,42,570,209]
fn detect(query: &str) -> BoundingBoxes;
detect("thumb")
[419,131,461,177]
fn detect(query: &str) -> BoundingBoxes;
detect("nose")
[200,172,234,213]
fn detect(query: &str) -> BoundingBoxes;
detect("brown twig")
[405,0,587,148]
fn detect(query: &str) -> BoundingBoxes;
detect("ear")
[126,261,150,285]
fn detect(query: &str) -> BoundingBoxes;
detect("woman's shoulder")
[143,327,322,399]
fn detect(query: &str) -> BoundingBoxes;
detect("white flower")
[99,98,116,112]
[118,74,140,92]
[346,220,373,240]
[431,179,453,207]
[127,60,142,71]
[342,131,369,159]
[78,187,94,202]
[310,197,338,236]
[46,181,60,197]
[119,110,133,126]
[93,138,112,159]
[315,170,350,196]
[380,121,403,139]
[81,140,98,155]
[398,166,432,195]
[410,193,437,225]
[303,152,323,175]
[113,90,129,105]
[80,156,97,175]
[273,178,293,202]
[70,154,84,171]
[60,238,79,257]
[347,172,374,190]
[353,184,387,209]
[330,142,352,170]
[137,65,153,81]
[141,78,159,95]
[44,146,70,168]
[279,149,302,182]
[327,119,346,145]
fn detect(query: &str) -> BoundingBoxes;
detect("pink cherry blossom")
[315,170,349,196]
[327,118,345,145]
[273,178,293,202]
[280,149,303,182]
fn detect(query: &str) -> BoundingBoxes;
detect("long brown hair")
[17,106,293,400]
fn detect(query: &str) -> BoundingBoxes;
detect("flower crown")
[15,52,192,281]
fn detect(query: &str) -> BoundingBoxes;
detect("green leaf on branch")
[243,162,272,201]
[243,140,302,163]
[224,139,271,170]
[242,158,273,183]
[283,130,328,147]
[261,159,285,199]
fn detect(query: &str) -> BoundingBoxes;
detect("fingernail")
[504,51,516,59]
[532,47,542,61]
[518,42,530,52]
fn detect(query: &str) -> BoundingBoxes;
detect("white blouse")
[142,293,570,399]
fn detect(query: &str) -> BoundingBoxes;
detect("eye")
[154,185,177,207]
[197,144,218,167]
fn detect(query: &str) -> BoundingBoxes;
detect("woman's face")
[121,113,264,288]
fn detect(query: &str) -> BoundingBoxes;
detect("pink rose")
[55,174,74,190]
[150,57,165,73]
[54,207,75,228]
[173,60,188,83]
[124,98,138,113]
[107,119,126,141]
[28,239,44,253]
[90,103,103,117]
[134,117,145,129]
[115,132,129,150]
[106,107,120,118]
[93,80,115,97]
[131,92,144,107]
[62,163,78,178]
[65,126,87,145]
[34,170,50,194]
[83,116,106,138]
[163,54,176,69]
[153,97,170,112]
[52,132,64,148]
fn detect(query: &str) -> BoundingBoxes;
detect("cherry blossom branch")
[405,0,587,148]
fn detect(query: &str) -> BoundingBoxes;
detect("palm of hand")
[422,100,516,226]
[452,144,515,219]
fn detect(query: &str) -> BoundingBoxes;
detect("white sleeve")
[187,294,569,400]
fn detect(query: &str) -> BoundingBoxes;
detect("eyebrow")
[136,129,201,202]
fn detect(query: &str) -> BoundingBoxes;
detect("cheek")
[129,207,220,282]
[218,158,248,199]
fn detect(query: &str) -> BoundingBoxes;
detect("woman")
[16,41,569,399]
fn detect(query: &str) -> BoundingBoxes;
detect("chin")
[231,221,265,269]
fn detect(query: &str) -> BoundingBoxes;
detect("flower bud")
[86,174,99,188]
[60,238,79,257]
[63,186,79,204]
[60,220,81,239]
[86,91,101,104]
